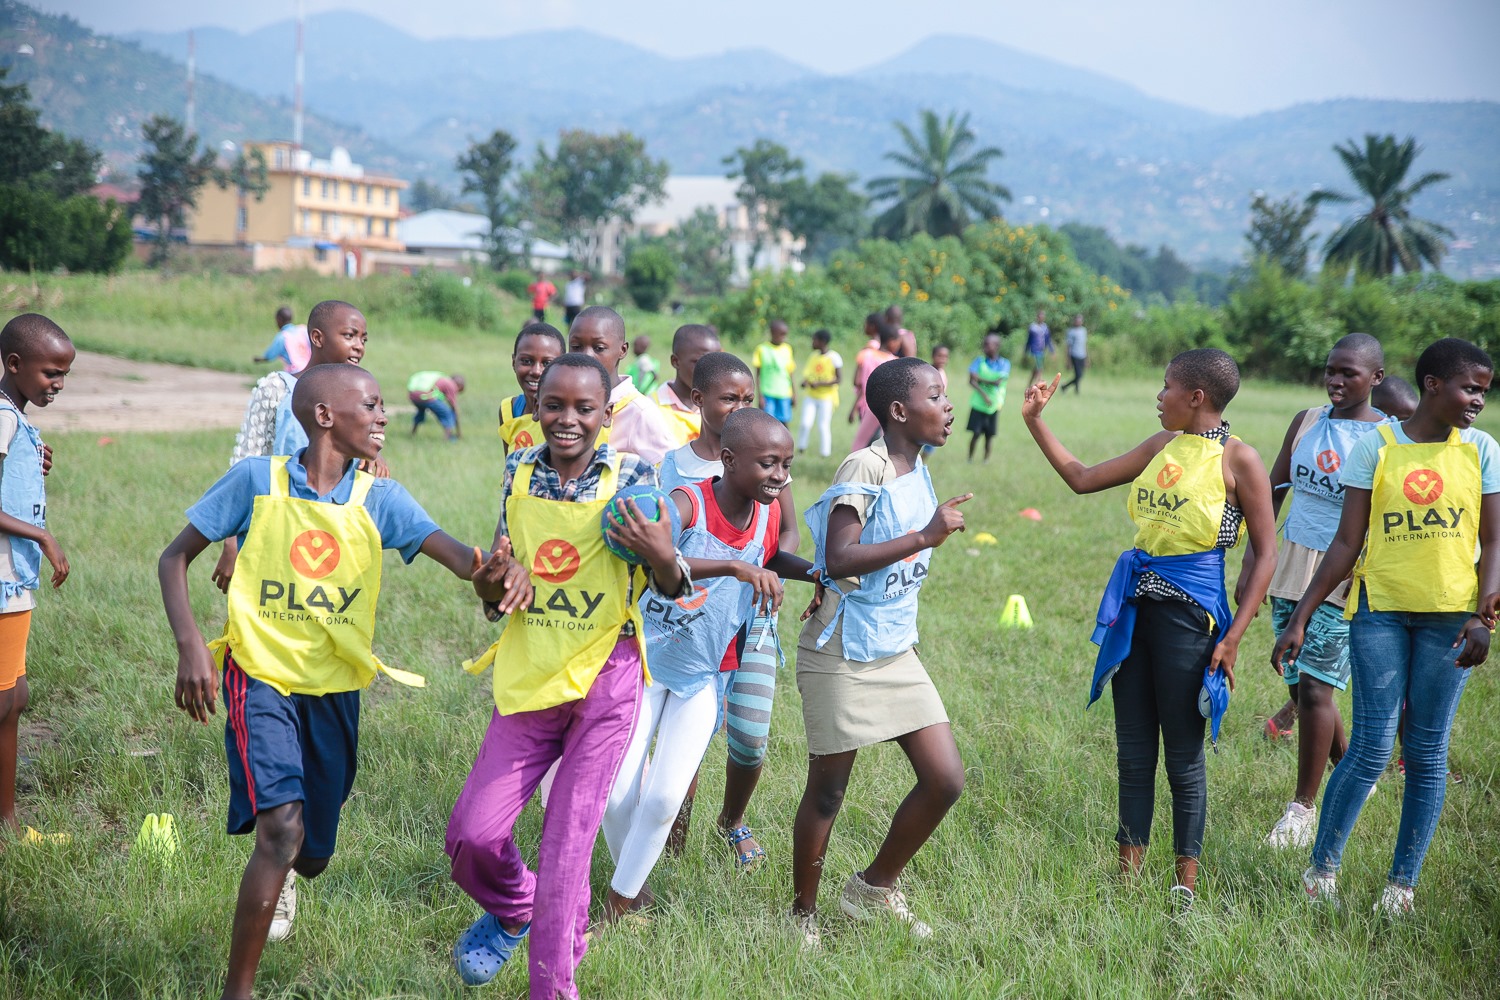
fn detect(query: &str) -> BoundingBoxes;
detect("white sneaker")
[1374,882,1415,917]
[1301,866,1339,909]
[839,871,933,939]
[1267,801,1316,849]
[268,869,297,942]
[787,908,821,951]
[1168,884,1195,915]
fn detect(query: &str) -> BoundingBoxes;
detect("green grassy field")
[2,282,1499,999]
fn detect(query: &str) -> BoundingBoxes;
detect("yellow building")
[188,141,406,252]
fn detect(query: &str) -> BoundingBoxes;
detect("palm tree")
[867,110,1010,239]
[1307,134,1453,277]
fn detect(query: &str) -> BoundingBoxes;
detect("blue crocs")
[453,913,530,987]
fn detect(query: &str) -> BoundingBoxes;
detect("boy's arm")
[1021,375,1171,494]
[1210,442,1278,689]
[1461,491,1500,667]
[159,524,217,724]
[0,511,67,588]
[1235,411,1303,604]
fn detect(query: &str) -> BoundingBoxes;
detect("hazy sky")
[37,0,1500,116]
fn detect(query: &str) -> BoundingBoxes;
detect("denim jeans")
[1310,594,1473,887]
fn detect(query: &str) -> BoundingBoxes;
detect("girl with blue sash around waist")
[790,358,972,947]
[1235,334,1388,850]
[601,409,818,923]
[1275,338,1500,916]
[1022,350,1277,911]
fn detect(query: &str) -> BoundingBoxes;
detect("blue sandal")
[454,913,529,987]
[717,822,767,872]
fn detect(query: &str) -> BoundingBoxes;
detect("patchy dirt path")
[26,351,258,435]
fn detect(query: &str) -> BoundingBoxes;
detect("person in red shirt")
[527,273,557,323]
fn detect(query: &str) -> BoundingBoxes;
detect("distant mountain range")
[3,3,1496,275]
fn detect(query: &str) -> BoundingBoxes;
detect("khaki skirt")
[795,606,948,755]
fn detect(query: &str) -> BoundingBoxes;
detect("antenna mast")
[293,0,305,149]
[185,30,196,134]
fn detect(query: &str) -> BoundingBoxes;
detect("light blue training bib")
[1283,406,1385,552]
[0,399,45,598]
[805,460,937,662]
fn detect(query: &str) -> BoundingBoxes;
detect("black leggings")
[1112,596,1214,858]
[1060,355,1086,392]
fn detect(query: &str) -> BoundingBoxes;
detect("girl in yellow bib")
[1023,349,1277,910]
[499,322,564,457]
[447,354,692,999]
[1275,338,1500,916]
[161,365,508,1000]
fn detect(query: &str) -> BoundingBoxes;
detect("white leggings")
[601,680,721,898]
[797,397,835,456]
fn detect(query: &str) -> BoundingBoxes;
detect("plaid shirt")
[487,442,689,620]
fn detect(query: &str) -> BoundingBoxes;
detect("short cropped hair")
[275,305,294,327]
[1167,348,1240,412]
[721,407,791,454]
[812,328,832,346]
[571,305,625,346]
[540,352,612,403]
[1372,375,1418,413]
[1414,338,1493,387]
[866,357,931,430]
[0,313,70,360]
[1331,332,1384,368]
[516,321,565,355]
[308,299,359,334]
[692,351,754,394]
[291,363,376,431]
[672,324,720,354]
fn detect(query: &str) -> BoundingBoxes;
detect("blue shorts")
[1270,597,1352,690]
[1029,350,1046,371]
[222,652,360,860]
[763,396,792,424]
[410,393,457,431]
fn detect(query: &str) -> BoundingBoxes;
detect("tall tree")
[672,207,732,296]
[457,129,521,269]
[521,130,668,265]
[867,109,1010,239]
[1308,133,1453,277]
[782,172,868,263]
[136,114,215,264]
[723,139,803,263]
[215,147,270,244]
[0,69,100,198]
[1246,192,1317,276]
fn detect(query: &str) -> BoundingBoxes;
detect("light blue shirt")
[186,453,440,562]
[1341,423,1500,494]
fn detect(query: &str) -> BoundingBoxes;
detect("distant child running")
[446,354,691,998]
[798,329,842,458]
[499,323,566,457]
[931,344,950,391]
[1059,314,1088,394]
[1022,350,1277,910]
[568,306,678,465]
[1026,308,1054,385]
[626,335,661,395]
[528,273,557,323]
[1240,334,1386,849]
[0,314,72,843]
[967,332,1010,463]
[654,324,721,445]
[161,364,505,1000]
[602,408,817,921]
[752,320,796,427]
[849,313,884,427]
[1276,338,1500,916]
[791,357,970,947]
[849,321,904,451]
[407,370,465,440]
[254,306,309,374]
[657,352,804,870]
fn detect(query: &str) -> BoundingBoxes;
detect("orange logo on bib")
[289,530,340,579]
[514,430,534,449]
[534,540,582,583]
[1156,463,1184,489]
[1316,450,1341,473]
[1403,469,1444,505]
[902,529,922,562]
[676,586,710,611]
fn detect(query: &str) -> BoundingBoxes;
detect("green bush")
[623,243,677,313]
[408,268,502,330]
[0,187,131,274]
[491,268,533,301]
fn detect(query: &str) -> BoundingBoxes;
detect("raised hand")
[1020,374,1062,421]
[920,493,973,548]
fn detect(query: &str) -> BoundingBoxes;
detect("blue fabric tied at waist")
[1089,548,1231,710]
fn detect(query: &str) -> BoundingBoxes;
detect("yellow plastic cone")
[974,531,999,545]
[1000,594,1034,629]
[134,813,180,862]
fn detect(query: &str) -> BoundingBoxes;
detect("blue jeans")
[1310,595,1472,887]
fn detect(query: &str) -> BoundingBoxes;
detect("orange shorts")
[0,609,31,692]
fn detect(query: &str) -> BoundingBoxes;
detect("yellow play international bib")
[1351,424,1480,614]
[498,395,543,454]
[212,458,423,696]
[657,401,700,446]
[463,456,647,714]
[1129,433,1240,556]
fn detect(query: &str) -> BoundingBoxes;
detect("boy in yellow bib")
[447,353,691,998]
[1023,349,1277,910]
[1275,338,1500,916]
[161,365,513,1000]
[499,322,565,457]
